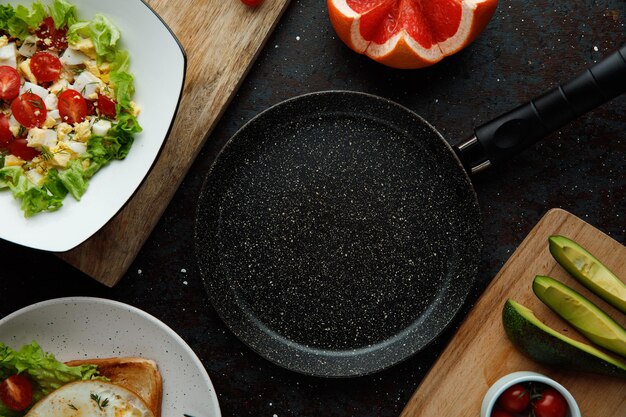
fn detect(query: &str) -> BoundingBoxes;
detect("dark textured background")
[1,1,624,416]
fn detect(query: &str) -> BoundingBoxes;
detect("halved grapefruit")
[328,0,498,69]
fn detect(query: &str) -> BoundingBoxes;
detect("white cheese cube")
[48,109,61,123]
[67,141,87,155]
[44,93,58,111]
[71,71,102,99]
[60,48,89,66]
[20,81,48,100]
[92,119,111,137]
[49,79,69,95]
[0,42,17,68]
[25,168,44,185]
[27,128,57,150]
[18,36,37,58]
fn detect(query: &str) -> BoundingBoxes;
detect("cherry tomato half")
[497,383,530,413]
[490,408,515,417]
[0,66,21,101]
[35,16,68,50]
[58,89,87,124]
[0,374,33,411]
[97,93,117,118]
[11,93,47,128]
[8,138,40,161]
[30,52,62,83]
[0,113,13,147]
[533,387,568,417]
[240,0,264,6]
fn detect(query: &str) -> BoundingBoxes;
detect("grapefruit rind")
[328,0,498,69]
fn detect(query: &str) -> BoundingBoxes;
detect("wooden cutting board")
[401,208,626,417]
[57,0,291,286]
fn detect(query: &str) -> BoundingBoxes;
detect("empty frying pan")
[195,44,626,377]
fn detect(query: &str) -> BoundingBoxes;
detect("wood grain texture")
[57,0,291,286]
[400,208,626,417]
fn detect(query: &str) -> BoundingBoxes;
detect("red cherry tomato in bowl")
[0,66,21,101]
[30,51,62,83]
[497,383,530,413]
[0,374,33,411]
[58,89,88,124]
[490,408,515,417]
[533,387,569,417]
[11,93,47,128]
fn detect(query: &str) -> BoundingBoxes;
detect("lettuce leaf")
[49,0,77,29]
[0,166,64,217]
[0,341,100,407]
[68,14,120,62]
[0,2,46,40]
[14,2,46,28]
[57,159,88,200]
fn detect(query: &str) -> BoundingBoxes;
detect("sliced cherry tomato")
[533,387,568,417]
[58,89,87,124]
[30,51,62,83]
[0,113,13,148]
[35,16,68,50]
[0,374,33,411]
[86,98,97,116]
[97,93,117,118]
[490,409,515,417]
[497,383,530,413]
[0,66,21,101]
[240,0,264,6]
[11,93,47,128]
[8,138,40,161]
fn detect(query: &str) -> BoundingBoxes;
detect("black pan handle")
[455,43,626,174]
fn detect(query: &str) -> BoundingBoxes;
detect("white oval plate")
[0,297,221,417]
[0,0,186,252]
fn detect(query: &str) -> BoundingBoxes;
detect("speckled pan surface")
[195,91,482,377]
[0,297,221,417]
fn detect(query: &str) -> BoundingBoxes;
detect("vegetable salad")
[0,0,141,217]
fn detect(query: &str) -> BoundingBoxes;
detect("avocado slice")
[502,299,626,378]
[533,275,626,357]
[549,235,626,314]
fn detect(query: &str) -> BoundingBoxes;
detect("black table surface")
[1,1,625,416]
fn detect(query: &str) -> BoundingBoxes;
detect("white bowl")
[481,371,581,417]
[0,297,221,417]
[0,0,186,252]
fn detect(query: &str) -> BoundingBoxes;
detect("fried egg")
[25,380,154,417]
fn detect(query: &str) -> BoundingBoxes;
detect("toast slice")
[65,357,162,417]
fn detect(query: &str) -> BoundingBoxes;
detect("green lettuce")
[0,2,46,40]
[49,0,77,29]
[0,166,65,217]
[68,13,120,62]
[57,159,88,200]
[0,341,101,413]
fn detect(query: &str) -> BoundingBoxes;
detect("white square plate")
[0,0,186,252]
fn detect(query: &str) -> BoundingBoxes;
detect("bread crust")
[65,357,162,417]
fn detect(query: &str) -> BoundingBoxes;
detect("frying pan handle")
[455,43,626,174]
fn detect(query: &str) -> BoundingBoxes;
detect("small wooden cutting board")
[400,208,626,417]
[57,0,291,286]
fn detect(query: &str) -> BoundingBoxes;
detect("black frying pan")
[195,45,626,377]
